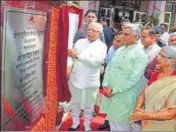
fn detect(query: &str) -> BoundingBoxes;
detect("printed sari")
[141,76,176,131]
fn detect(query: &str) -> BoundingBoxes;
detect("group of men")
[66,9,176,131]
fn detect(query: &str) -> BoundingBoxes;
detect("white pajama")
[68,38,107,131]
[69,82,98,131]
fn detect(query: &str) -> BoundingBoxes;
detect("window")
[166,3,172,12]
[164,12,171,24]
[173,3,176,12]
[166,2,176,12]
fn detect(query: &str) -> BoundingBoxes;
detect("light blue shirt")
[105,46,117,65]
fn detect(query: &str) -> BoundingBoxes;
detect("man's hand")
[103,86,114,98]
[68,49,77,58]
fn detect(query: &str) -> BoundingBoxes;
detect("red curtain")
[56,5,83,102]
[57,5,69,102]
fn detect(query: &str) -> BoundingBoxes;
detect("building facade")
[147,0,176,30]
[98,0,149,26]
[69,0,175,30]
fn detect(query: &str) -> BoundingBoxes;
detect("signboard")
[1,7,46,130]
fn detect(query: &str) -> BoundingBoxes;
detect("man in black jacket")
[99,17,114,49]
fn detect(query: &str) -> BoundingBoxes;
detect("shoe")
[98,120,110,130]
[68,125,80,131]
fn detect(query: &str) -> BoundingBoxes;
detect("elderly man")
[68,9,102,77]
[68,10,105,118]
[100,24,148,131]
[98,33,123,130]
[67,22,107,131]
[168,32,176,46]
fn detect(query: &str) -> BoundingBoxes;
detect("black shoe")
[98,120,110,130]
[68,125,80,131]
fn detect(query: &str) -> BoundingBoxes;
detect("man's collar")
[125,42,138,47]
[87,38,99,43]
[146,42,157,49]
[89,40,97,43]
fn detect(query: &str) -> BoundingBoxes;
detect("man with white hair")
[168,32,176,46]
[67,22,107,131]
[99,23,148,131]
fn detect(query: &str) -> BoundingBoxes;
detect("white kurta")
[137,39,145,50]
[69,38,107,89]
[69,38,107,131]
[160,32,170,45]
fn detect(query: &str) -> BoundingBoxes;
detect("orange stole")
[32,7,59,131]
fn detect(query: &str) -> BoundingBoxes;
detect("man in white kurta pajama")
[68,22,107,131]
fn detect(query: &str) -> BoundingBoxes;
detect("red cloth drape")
[56,5,83,102]
[57,5,70,102]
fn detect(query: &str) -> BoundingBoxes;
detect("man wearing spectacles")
[69,9,106,119]
[67,22,107,131]
[99,23,148,131]
[98,33,123,131]
[168,32,176,47]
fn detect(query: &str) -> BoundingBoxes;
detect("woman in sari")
[130,46,176,131]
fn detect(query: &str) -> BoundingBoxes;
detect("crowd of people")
[66,9,176,131]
